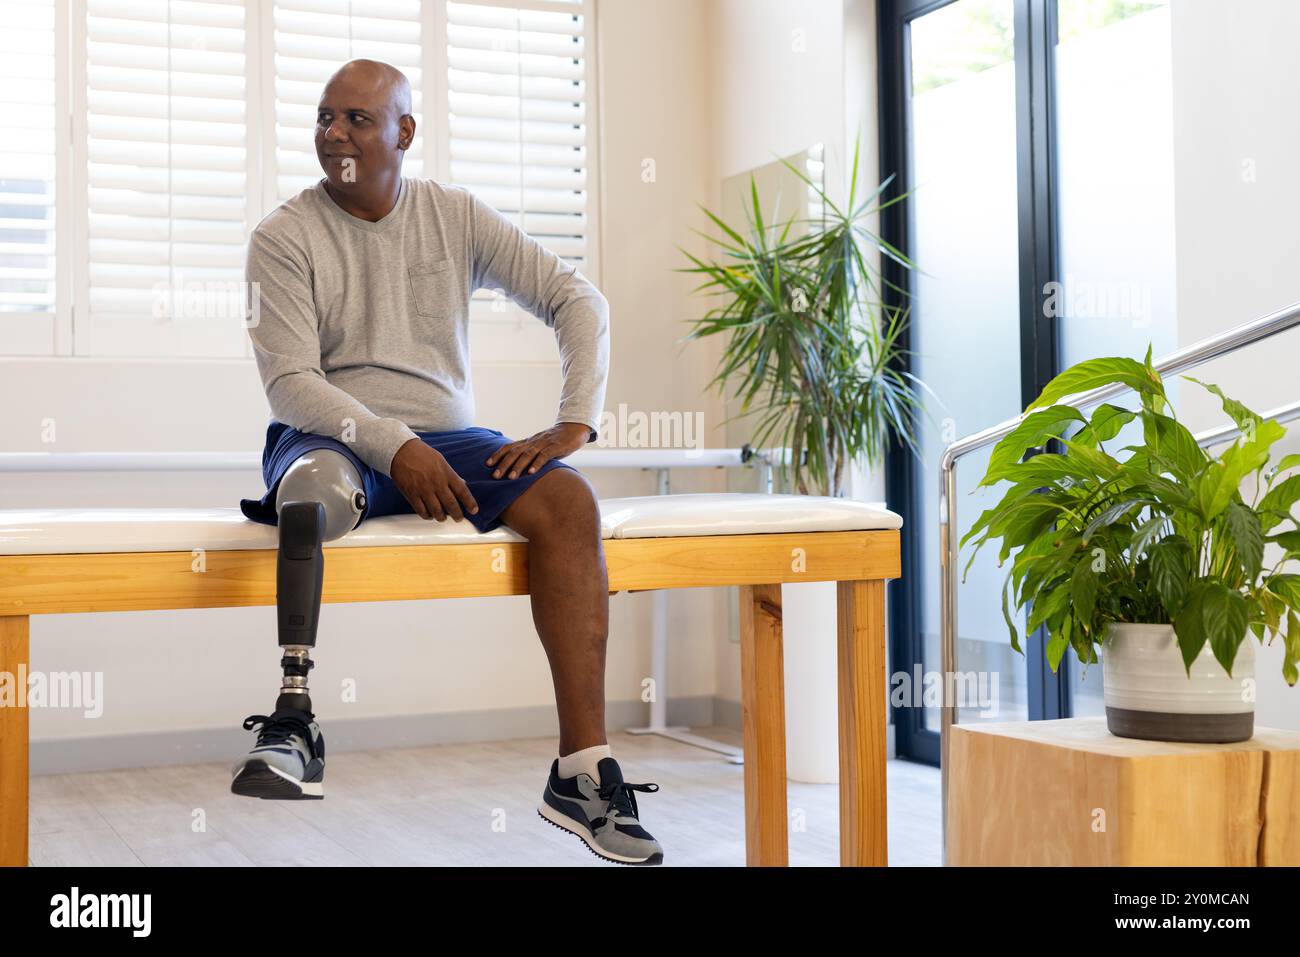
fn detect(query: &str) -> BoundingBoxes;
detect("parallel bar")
[0,448,792,473]
[0,451,261,472]
[647,470,672,732]
[1194,399,1300,448]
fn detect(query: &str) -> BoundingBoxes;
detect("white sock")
[558,743,612,784]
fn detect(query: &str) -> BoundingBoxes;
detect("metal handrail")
[938,298,1300,861]
[0,447,790,473]
[1195,399,1300,448]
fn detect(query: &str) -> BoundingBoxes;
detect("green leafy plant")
[962,350,1300,685]
[679,141,928,496]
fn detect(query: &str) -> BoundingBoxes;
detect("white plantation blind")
[444,0,594,275]
[82,0,250,354]
[0,0,58,319]
[272,0,424,201]
[1,0,601,357]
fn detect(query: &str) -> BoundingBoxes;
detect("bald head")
[315,59,416,201]
[326,59,412,118]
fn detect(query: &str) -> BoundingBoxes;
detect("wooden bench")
[0,492,901,867]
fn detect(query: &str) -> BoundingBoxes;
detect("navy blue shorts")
[238,420,575,535]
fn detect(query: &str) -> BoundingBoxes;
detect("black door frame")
[879,0,1071,766]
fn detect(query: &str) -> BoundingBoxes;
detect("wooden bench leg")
[738,583,788,866]
[0,615,29,867]
[837,579,888,866]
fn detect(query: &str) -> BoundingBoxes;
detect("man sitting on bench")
[234,58,662,866]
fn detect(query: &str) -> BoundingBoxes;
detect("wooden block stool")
[948,717,1300,866]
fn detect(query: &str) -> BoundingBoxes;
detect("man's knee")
[275,448,366,542]
[507,468,600,541]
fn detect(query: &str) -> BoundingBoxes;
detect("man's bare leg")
[503,467,664,864]
[500,467,608,754]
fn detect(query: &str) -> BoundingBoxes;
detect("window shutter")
[81,0,250,356]
[271,0,424,202]
[6,0,601,359]
[443,0,595,277]
[0,0,59,351]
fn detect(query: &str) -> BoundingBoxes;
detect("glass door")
[910,0,1029,737]
[882,0,1183,762]
[1053,0,1177,716]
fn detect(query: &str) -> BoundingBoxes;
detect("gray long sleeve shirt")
[244,177,610,475]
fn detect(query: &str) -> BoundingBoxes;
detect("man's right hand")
[390,439,479,522]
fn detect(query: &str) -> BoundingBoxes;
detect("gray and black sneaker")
[230,707,325,800]
[538,756,663,865]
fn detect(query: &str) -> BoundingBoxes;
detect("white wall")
[703,0,862,709]
[5,0,728,761]
[1169,0,1300,729]
[707,0,850,184]
[593,0,731,716]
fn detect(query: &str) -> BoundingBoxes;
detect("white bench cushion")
[600,493,902,538]
[0,494,902,555]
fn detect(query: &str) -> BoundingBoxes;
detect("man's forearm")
[552,283,610,441]
[467,189,610,441]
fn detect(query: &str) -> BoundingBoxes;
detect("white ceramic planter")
[1102,622,1254,742]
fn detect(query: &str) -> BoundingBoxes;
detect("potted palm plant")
[680,142,926,496]
[962,350,1300,742]
[680,143,930,785]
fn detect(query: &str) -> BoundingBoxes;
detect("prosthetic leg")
[230,449,367,800]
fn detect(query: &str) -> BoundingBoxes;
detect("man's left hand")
[485,422,591,479]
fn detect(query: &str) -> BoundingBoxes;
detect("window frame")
[879,0,1072,767]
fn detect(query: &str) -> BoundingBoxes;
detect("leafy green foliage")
[679,140,926,496]
[963,354,1300,684]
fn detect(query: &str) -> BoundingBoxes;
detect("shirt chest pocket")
[407,259,456,319]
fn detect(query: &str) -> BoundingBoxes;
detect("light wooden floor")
[27,727,942,867]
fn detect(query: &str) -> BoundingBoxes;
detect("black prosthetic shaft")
[277,501,325,648]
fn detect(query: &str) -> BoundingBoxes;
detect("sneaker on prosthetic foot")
[230,697,325,800]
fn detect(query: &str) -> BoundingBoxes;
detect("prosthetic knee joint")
[273,449,367,713]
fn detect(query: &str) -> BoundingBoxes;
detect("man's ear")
[398,114,416,151]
